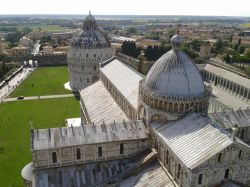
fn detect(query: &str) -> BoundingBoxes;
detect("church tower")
[67,12,113,91]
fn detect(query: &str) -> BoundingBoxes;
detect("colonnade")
[139,81,210,114]
[202,70,250,101]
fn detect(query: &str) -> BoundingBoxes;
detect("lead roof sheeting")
[209,109,250,129]
[80,81,128,124]
[204,64,250,89]
[34,159,130,187]
[151,113,234,169]
[144,49,205,97]
[32,120,148,150]
[101,58,143,109]
[119,161,175,187]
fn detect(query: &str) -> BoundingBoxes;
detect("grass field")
[11,66,72,97]
[0,98,80,187]
[240,23,250,28]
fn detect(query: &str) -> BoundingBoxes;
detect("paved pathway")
[3,94,74,102]
[0,67,35,102]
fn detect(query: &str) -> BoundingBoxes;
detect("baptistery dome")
[70,12,110,49]
[67,12,113,91]
[139,35,210,119]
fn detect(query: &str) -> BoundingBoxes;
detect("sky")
[0,0,250,17]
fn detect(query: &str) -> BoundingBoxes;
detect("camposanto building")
[22,19,250,187]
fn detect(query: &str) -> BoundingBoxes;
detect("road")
[3,94,74,102]
[0,67,35,102]
[32,40,41,56]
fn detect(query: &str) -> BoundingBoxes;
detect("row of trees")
[5,27,33,46]
[0,62,14,80]
[121,40,199,61]
[144,45,171,61]
[121,41,141,58]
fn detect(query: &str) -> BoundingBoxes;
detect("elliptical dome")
[144,35,205,98]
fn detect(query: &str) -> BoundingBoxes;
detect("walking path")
[2,94,74,103]
[0,67,35,102]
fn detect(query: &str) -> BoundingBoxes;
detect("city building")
[200,43,211,60]
[136,38,161,47]
[11,45,29,56]
[42,45,53,55]
[22,34,250,187]
[20,36,34,48]
[67,12,113,90]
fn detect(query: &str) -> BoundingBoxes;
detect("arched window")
[224,169,230,179]
[94,66,97,71]
[98,146,102,157]
[86,54,88,58]
[120,143,124,154]
[238,150,242,159]
[198,174,203,185]
[76,148,81,160]
[177,164,181,179]
[87,78,89,83]
[93,54,96,58]
[166,150,169,166]
[240,129,245,139]
[52,152,57,163]
[217,153,222,162]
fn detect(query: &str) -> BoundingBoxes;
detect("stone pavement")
[0,67,35,102]
[3,94,74,103]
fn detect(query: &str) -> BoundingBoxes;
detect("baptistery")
[67,12,114,90]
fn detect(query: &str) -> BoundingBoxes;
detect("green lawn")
[0,98,80,187]
[10,66,72,97]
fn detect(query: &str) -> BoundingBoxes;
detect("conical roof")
[70,12,110,49]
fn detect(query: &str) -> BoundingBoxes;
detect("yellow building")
[12,45,29,56]
[42,46,53,55]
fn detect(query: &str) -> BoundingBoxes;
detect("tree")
[238,38,241,45]
[144,46,155,61]
[6,30,22,43]
[126,27,137,34]
[229,35,233,43]
[144,45,169,61]
[190,40,203,51]
[121,41,141,58]
[22,27,32,35]
[233,43,239,52]
[244,48,250,58]
[215,38,223,52]
[237,45,245,54]
[181,47,199,59]
[167,30,176,42]
[223,53,231,63]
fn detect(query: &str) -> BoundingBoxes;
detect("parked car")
[17,96,24,100]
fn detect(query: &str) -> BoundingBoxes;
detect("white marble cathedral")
[21,14,250,187]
